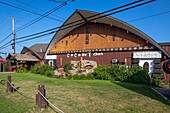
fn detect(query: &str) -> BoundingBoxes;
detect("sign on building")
[133,51,162,59]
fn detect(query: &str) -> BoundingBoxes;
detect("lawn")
[0,73,170,113]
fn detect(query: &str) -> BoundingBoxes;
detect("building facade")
[45,10,170,82]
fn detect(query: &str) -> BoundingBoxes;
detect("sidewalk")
[154,88,170,101]
[0,72,15,74]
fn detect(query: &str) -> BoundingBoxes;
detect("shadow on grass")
[113,81,170,105]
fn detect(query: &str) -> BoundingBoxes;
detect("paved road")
[155,88,170,100]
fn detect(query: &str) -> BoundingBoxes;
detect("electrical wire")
[0,1,64,22]
[16,31,55,44]
[16,2,67,32]
[16,0,145,41]
[128,10,170,22]
[16,0,156,41]
[0,33,12,44]
[0,0,156,50]
[16,0,65,20]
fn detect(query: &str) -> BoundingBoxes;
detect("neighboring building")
[21,44,48,63]
[6,54,39,71]
[44,10,170,83]
[5,44,48,71]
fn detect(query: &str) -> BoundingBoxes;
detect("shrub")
[30,64,54,76]
[108,64,129,81]
[39,64,54,75]
[17,67,28,73]
[152,76,163,87]
[127,66,149,84]
[86,73,95,80]
[45,70,54,77]
[63,62,73,72]
[67,74,73,80]
[67,73,95,80]
[30,64,41,74]
[94,66,111,80]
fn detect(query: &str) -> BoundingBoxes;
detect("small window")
[66,40,68,46]
[112,34,116,41]
[86,27,90,44]
[86,34,89,44]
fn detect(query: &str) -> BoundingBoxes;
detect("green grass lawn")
[0,73,170,113]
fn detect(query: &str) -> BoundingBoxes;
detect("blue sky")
[0,0,170,58]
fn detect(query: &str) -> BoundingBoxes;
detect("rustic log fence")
[5,75,64,113]
[6,75,14,92]
[36,85,48,108]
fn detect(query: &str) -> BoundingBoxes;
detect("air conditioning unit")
[112,59,118,63]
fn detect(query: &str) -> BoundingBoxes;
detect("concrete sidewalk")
[0,72,14,74]
[154,88,170,101]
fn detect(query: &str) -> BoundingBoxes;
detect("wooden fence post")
[36,85,48,109]
[6,75,14,93]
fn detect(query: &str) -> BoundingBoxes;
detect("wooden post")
[36,85,48,109]
[6,75,14,93]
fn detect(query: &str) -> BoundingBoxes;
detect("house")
[21,44,48,63]
[6,53,39,71]
[5,44,48,71]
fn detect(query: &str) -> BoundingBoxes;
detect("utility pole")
[11,17,17,72]
[12,17,16,54]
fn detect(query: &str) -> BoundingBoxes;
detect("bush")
[63,62,73,72]
[127,66,149,84]
[86,73,95,80]
[45,70,54,77]
[67,73,95,80]
[152,76,163,87]
[17,67,28,73]
[108,64,129,81]
[67,64,149,85]
[30,64,41,74]
[94,66,111,80]
[67,74,73,80]
[39,64,54,75]
[30,64,54,76]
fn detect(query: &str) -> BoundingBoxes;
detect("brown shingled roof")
[29,44,48,52]
[7,54,39,61]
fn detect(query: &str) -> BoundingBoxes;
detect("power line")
[15,1,68,32]
[16,31,55,44]
[0,40,12,50]
[0,1,64,22]
[15,0,65,21]
[128,10,170,22]
[15,0,156,42]
[16,0,145,41]
[0,0,156,50]
[0,0,74,50]
[0,33,12,44]
[49,0,69,3]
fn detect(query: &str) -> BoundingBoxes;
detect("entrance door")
[143,62,149,72]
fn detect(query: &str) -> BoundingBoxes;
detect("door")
[143,62,149,72]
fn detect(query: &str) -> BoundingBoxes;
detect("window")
[66,40,68,46]
[86,27,90,44]
[112,34,116,41]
